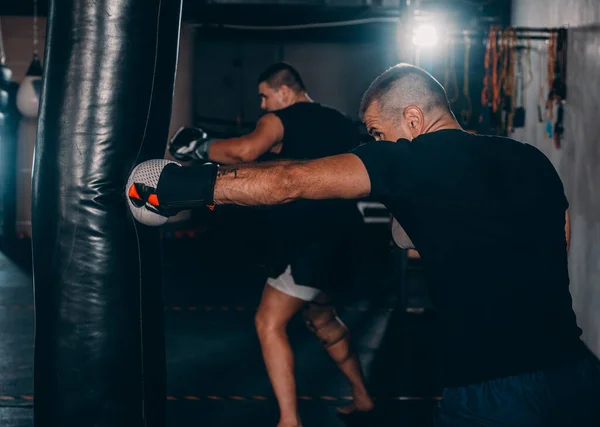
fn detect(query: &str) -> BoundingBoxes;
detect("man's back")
[273,102,360,159]
[353,129,584,387]
[267,102,362,241]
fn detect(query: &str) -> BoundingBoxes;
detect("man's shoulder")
[479,135,552,165]
[419,130,536,157]
[285,102,352,121]
[352,140,411,164]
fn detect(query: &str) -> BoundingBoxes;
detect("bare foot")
[336,399,374,415]
[277,416,302,427]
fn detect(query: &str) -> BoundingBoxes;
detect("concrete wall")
[194,37,403,124]
[284,42,401,118]
[1,17,195,236]
[511,0,600,357]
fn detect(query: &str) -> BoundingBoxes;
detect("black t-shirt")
[353,129,584,387]
[266,102,362,245]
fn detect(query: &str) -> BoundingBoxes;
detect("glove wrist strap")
[156,162,218,211]
[195,138,216,162]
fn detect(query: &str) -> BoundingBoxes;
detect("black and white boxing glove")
[126,159,219,226]
[168,126,216,162]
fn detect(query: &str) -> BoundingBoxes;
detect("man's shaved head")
[359,63,451,123]
[359,63,458,142]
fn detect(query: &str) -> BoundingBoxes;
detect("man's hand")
[168,126,215,162]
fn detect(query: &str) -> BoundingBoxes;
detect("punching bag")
[31,1,182,426]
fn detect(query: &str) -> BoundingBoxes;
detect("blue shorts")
[434,356,600,427]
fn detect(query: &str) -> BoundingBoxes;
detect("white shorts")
[391,217,415,249]
[267,265,322,302]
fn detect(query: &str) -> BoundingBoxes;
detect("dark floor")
[0,228,440,426]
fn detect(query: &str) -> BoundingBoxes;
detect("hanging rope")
[460,36,472,125]
[491,26,501,112]
[513,38,533,129]
[33,0,40,60]
[443,41,460,103]
[557,29,567,99]
[537,47,546,123]
[481,26,496,107]
[524,39,534,90]
[0,18,5,65]
[546,32,557,97]
[544,44,554,139]
[550,29,567,148]
[504,29,517,133]
[477,26,566,138]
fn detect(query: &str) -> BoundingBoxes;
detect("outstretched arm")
[213,154,372,206]
[127,143,398,226]
[208,113,284,164]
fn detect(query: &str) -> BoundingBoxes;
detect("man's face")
[362,101,417,142]
[258,82,288,112]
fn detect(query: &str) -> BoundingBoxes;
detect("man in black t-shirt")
[135,63,600,426]
[168,63,373,426]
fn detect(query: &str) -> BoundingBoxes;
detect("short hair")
[359,63,451,121]
[258,63,306,93]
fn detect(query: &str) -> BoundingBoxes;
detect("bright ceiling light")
[412,24,438,47]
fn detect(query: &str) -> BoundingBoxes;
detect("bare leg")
[303,293,374,414]
[255,284,306,427]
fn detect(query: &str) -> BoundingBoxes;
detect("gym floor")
[0,228,440,427]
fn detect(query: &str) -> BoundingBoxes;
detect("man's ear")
[278,85,291,100]
[403,106,425,138]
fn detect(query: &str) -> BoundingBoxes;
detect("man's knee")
[254,310,266,331]
[255,309,277,335]
[303,301,348,348]
[254,306,292,337]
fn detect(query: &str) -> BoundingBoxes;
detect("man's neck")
[423,113,462,134]
[291,92,313,105]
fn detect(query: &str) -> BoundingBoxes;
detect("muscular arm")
[207,113,284,164]
[213,154,371,206]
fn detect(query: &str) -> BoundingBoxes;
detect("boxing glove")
[168,126,215,162]
[126,159,218,226]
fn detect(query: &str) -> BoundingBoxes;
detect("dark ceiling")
[0,0,510,43]
[1,1,510,26]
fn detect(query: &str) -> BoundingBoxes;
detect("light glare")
[412,24,438,47]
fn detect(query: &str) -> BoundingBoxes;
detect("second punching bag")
[32,1,182,426]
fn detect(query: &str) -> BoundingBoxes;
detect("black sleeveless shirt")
[266,102,362,247]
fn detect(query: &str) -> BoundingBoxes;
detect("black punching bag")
[32,1,182,426]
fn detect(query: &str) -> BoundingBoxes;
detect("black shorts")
[265,238,354,300]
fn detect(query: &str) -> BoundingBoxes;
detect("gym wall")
[511,0,600,358]
[193,36,404,126]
